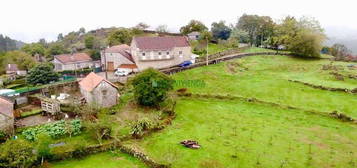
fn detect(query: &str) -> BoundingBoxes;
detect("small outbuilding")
[187,31,201,40]
[0,96,14,133]
[79,72,119,107]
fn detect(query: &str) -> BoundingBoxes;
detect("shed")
[0,96,14,133]
[79,72,119,107]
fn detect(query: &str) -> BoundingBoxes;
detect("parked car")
[114,68,132,76]
[179,61,192,67]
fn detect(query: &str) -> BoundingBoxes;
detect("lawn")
[173,55,357,118]
[51,151,148,168]
[243,47,276,53]
[127,98,357,168]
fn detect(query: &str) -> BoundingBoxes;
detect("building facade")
[79,72,119,107]
[53,53,97,71]
[131,36,193,70]
[0,97,14,133]
[101,44,136,71]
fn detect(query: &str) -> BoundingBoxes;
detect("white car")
[114,68,132,76]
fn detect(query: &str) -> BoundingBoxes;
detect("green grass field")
[173,55,357,118]
[49,54,357,167]
[127,98,357,168]
[51,151,148,168]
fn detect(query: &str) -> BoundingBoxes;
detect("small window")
[142,52,146,56]
[166,52,169,55]
[179,51,183,55]
[102,90,107,96]
[158,52,161,55]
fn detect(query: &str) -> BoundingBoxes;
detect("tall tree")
[135,22,150,30]
[4,51,36,70]
[180,20,208,35]
[21,43,46,56]
[236,14,275,46]
[211,21,232,41]
[271,16,326,58]
[107,28,133,46]
[155,25,169,33]
[27,63,60,85]
[330,43,351,60]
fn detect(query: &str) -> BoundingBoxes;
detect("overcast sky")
[1,0,357,43]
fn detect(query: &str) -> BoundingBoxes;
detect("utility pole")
[206,37,209,66]
[102,46,108,80]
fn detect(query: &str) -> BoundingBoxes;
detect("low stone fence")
[161,52,292,74]
[177,92,357,124]
[195,46,249,62]
[288,80,357,94]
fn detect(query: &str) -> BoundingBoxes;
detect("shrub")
[130,118,154,138]
[131,68,174,107]
[0,131,8,143]
[27,63,60,85]
[85,121,112,144]
[0,139,38,168]
[22,120,82,141]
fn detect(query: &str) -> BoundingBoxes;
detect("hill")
[0,34,26,52]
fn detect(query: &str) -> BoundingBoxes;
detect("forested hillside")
[0,34,25,52]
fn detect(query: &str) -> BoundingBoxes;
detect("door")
[107,62,114,71]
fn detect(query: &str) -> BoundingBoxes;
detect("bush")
[22,120,82,141]
[85,121,112,144]
[0,131,8,143]
[131,68,174,107]
[130,118,154,138]
[0,139,38,168]
[27,63,60,85]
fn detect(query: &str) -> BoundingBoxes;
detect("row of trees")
[178,14,327,58]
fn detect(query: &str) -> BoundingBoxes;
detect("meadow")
[127,98,357,168]
[51,54,357,167]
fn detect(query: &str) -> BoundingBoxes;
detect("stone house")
[53,53,98,71]
[79,72,119,107]
[6,64,27,76]
[0,96,14,133]
[131,36,194,70]
[101,44,138,72]
[187,31,201,40]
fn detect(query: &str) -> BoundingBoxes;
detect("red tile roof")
[0,97,13,118]
[133,36,190,50]
[105,45,134,63]
[118,64,138,69]
[79,72,118,92]
[54,53,92,64]
[105,44,130,53]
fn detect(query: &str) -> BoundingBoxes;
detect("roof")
[188,31,200,36]
[133,36,190,50]
[6,64,19,71]
[79,72,118,92]
[54,53,92,64]
[0,96,13,118]
[118,64,138,69]
[105,44,134,63]
[105,44,130,53]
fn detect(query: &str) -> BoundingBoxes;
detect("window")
[142,52,146,56]
[158,52,161,55]
[76,64,81,68]
[166,52,169,55]
[179,51,183,55]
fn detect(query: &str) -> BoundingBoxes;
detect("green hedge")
[59,68,94,75]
